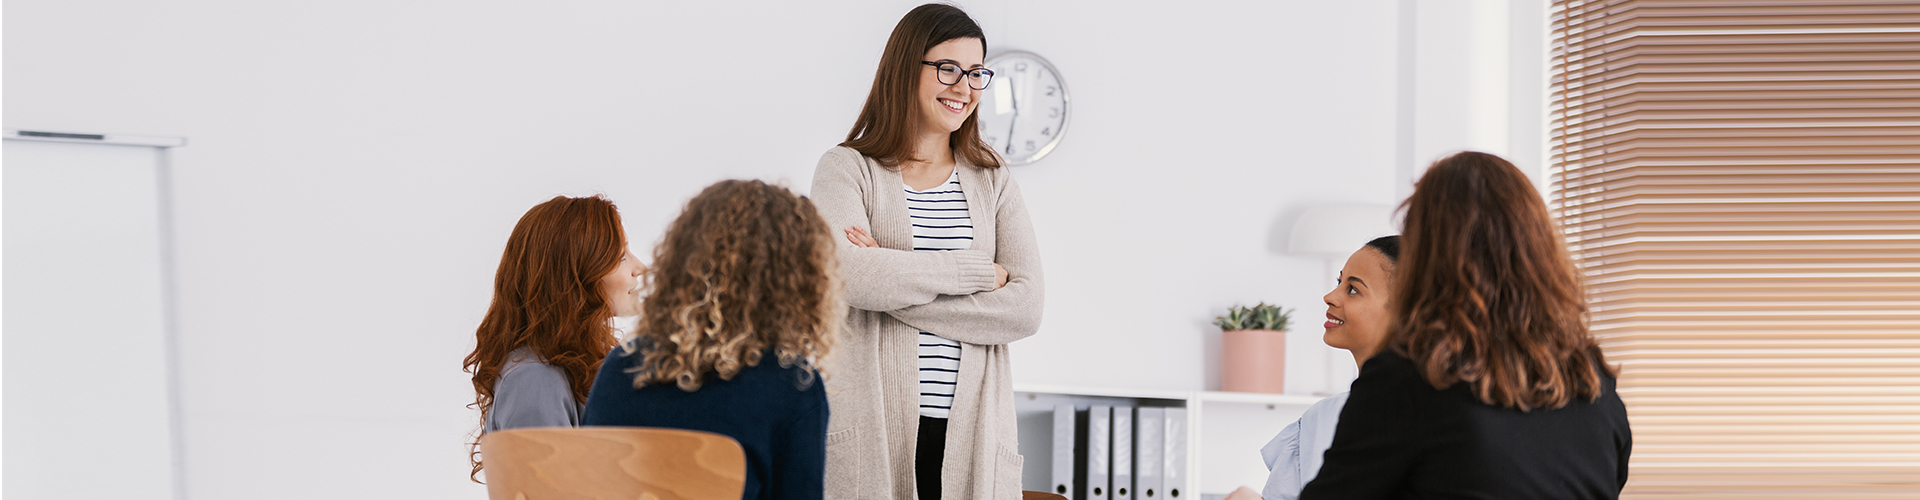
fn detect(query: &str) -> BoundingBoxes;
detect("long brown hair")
[1388,152,1612,412]
[843,3,1002,169]
[462,195,625,481]
[627,180,841,391]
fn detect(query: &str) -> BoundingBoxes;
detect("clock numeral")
[1041,127,1051,137]
[1006,143,1016,155]
[1025,140,1036,152]
[1015,62,1029,72]
[1046,86,1056,96]
[1048,107,1060,118]
[986,135,998,145]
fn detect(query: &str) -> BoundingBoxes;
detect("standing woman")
[462,195,643,482]
[810,4,1043,499]
[1300,152,1631,499]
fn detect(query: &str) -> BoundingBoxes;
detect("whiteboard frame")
[6,129,186,148]
[4,131,189,500]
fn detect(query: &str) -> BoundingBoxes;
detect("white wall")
[3,140,179,499]
[1405,0,1549,191]
[3,0,1533,497]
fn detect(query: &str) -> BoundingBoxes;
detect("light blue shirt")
[1259,391,1349,500]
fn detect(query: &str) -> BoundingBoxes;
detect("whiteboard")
[3,136,181,499]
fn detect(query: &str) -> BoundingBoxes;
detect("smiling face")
[917,37,985,138]
[1322,247,1396,366]
[598,247,645,317]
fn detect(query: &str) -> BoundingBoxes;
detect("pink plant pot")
[1221,329,1287,393]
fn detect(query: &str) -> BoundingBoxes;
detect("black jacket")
[1301,350,1631,500]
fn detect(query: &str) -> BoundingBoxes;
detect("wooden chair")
[480,427,746,500]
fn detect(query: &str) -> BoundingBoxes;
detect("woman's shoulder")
[502,346,550,375]
[1348,350,1434,402]
[817,145,872,171]
[1304,391,1351,419]
[747,354,827,393]
[955,155,1019,200]
[1358,349,1419,378]
[499,347,569,389]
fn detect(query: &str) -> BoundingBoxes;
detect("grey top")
[483,347,582,432]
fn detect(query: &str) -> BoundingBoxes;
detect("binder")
[1113,406,1134,500]
[1052,405,1077,498]
[1163,407,1188,500]
[1086,405,1112,500]
[1135,408,1165,500]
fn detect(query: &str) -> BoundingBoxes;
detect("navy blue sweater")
[583,345,827,500]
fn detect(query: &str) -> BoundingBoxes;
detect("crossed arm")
[808,151,1044,347]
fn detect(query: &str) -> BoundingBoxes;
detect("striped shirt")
[907,170,970,419]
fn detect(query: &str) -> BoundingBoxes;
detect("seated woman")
[464,194,643,481]
[1255,235,1399,500]
[1300,152,1631,499]
[583,180,840,500]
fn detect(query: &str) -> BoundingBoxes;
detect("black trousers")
[915,416,948,500]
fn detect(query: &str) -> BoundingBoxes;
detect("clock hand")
[1005,75,1020,155]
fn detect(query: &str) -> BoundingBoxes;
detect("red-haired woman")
[584,180,841,500]
[809,4,1043,499]
[1300,152,1631,499]
[462,194,643,481]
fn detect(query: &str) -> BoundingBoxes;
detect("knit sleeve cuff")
[951,250,998,293]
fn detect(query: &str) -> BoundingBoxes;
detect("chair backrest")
[480,427,746,500]
[1022,491,1069,500]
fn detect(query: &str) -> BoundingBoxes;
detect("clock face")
[976,51,1068,165]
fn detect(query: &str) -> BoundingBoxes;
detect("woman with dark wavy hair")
[583,180,841,500]
[810,3,1043,499]
[1300,152,1632,499]
[463,194,643,481]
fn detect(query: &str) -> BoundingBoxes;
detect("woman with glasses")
[809,3,1043,499]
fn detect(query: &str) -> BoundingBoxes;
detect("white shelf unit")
[1013,384,1327,498]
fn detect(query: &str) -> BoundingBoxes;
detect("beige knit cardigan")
[810,146,1045,500]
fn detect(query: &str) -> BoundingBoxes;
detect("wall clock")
[976,51,1069,165]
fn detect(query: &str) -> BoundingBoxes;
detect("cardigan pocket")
[825,427,865,498]
[995,444,1024,499]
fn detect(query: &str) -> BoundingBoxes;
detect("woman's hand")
[994,263,1009,289]
[845,226,879,248]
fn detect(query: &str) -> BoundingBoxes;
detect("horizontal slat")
[1626,404,1920,415]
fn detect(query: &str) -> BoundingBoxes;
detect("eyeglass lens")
[934,63,993,90]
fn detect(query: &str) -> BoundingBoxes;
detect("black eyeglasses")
[922,61,994,90]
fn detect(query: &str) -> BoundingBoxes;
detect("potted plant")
[1214,302,1293,393]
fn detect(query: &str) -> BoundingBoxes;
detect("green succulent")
[1213,302,1294,331]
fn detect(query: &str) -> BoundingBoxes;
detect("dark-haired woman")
[809,4,1043,499]
[462,195,644,481]
[1299,152,1631,499]
[584,180,841,500]
[1252,235,1399,500]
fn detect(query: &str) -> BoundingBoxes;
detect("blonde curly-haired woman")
[583,180,843,500]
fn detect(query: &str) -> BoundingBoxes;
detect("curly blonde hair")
[627,180,842,391]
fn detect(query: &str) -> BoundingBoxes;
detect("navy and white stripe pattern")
[908,171,969,419]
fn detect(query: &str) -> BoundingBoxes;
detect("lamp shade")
[1287,203,1397,257]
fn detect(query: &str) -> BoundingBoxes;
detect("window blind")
[1548,1,1920,498]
